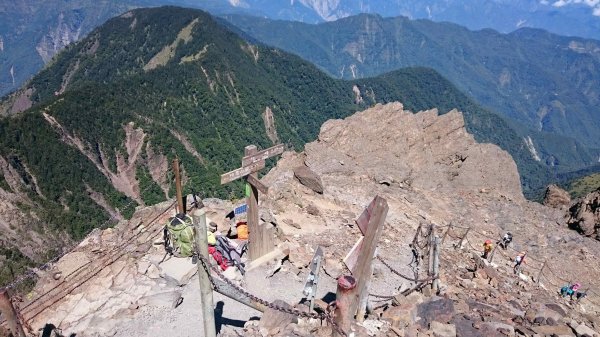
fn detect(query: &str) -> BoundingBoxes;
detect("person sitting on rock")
[560,282,581,299]
[513,251,527,274]
[499,232,512,250]
[482,240,493,259]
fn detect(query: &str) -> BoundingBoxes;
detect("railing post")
[457,228,470,249]
[537,259,547,285]
[432,236,440,292]
[0,289,26,337]
[173,158,184,214]
[192,209,217,337]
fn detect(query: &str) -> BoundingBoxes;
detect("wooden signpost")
[341,195,388,324]
[220,144,284,261]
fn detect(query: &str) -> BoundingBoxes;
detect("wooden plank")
[220,160,265,184]
[246,174,269,194]
[343,237,363,274]
[350,195,388,321]
[355,197,377,235]
[241,144,284,166]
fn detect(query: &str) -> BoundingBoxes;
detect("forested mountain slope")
[0,6,550,287]
[225,14,600,164]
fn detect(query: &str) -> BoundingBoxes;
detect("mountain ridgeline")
[225,14,600,171]
[0,6,551,286]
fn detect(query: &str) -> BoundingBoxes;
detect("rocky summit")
[10,103,600,337]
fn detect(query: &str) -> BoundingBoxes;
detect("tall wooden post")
[244,146,261,260]
[173,158,184,214]
[192,209,217,337]
[457,228,470,249]
[334,275,357,337]
[220,144,283,262]
[432,236,440,292]
[0,290,26,337]
[537,259,547,285]
[350,196,388,323]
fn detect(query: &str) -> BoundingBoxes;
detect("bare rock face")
[543,184,571,209]
[304,102,523,200]
[567,188,600,240]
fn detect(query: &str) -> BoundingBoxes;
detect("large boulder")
[567,189,600,240]
[293,165,324,194]
[543,184,571,209]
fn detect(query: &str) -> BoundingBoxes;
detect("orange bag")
[236,222,249,240]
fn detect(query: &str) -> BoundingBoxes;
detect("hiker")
[513,251,527,274]
[482,239,493,259]
[560,282,581,299]
[499,232,512,250]
[573,291,587,302]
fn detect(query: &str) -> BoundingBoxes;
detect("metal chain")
[377,256,438,283]
[197,254,348,337]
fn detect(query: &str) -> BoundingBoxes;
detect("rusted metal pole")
[192,209,217,337]
[427,224,436,277]
[173,158,184,214]
[334,275,357,337]
[457,228,470,249]
[0,290,26,337]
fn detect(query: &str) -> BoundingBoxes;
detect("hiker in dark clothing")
[499,232,512,250]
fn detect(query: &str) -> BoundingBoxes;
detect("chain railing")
[197,253,348,337]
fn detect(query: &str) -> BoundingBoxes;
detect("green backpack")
[164,214,195,258]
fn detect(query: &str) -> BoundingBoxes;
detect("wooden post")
[211,278,267,312]
[192,209,217,337]
[356,261,374,322]
[245,145,261,260]
[457,228,470,249]
[220,144,283,262]
[334,275,357,337]
[350,196,388,323]
[0,290,26,337]
[537,259,547,285]
[432,236,440,292]
[173,158,184,214]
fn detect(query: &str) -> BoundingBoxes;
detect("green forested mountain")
[0,6,552,286]
[224,14,600,168]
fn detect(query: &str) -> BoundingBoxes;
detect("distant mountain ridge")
[225,13,600,169]
[221,0,600,40]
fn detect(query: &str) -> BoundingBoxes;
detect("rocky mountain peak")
[10,103,600,337]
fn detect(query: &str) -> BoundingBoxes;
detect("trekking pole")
[192,209,217,337]
[0,289,26,337]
